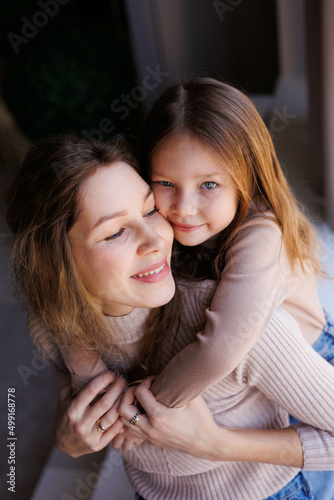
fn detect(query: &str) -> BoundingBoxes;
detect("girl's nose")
[171,191,197,218]
[137,224,164,256]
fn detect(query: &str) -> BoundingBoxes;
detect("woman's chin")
[146,277,176,309]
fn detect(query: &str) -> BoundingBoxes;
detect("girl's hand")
[53,371,127,457]
[118,377,223,460]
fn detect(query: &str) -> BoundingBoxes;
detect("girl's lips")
[170,221,204,232]
[131,259,170,283]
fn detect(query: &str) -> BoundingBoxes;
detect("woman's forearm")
[119,380,304,468]
[212,426,303,468]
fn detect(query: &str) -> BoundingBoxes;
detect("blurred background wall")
[0,1,333,499]
[1,0,333,222]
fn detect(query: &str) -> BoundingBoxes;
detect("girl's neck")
[199,232,222,251]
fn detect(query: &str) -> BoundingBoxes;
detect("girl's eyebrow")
[193,171,222,179]
[152,170,222,179]
[92,187,153,230]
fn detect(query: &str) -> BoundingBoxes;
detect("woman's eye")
[145,207,160,217]
[201,181,217,190]
[104,229,125,241]
[158,181,174,187]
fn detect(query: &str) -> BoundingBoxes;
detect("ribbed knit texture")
[32,213,326,408]
[151,216,325,407]
[29,280,334,500]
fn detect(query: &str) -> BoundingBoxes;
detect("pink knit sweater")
[40,213,326,407]
[29,279,334,500]
[151,214,326,407]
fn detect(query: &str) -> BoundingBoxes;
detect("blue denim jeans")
[303,312,334,499]
[264,472,313,499]
[311,311,334,366]
[289,311,334,499]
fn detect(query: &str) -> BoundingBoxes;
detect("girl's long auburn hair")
[140,77,322,279]
[5,135,176,377]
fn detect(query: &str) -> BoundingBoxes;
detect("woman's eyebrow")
[92,187,153,230]
[93,211,127,230]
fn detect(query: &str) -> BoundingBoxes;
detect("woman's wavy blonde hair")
[6,135,176,376]
[141,77,322,279]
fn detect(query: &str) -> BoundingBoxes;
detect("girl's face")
[68,163,175,317]
[151,135,239,247]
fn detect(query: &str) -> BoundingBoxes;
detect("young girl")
[139,77,334,408]
[135,77,334,499]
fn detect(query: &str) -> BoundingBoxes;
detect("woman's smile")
[69,163,175,316]
[131,259,170,282]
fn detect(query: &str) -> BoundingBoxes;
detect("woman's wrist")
[209,426,303,467]
[190,425,231,461]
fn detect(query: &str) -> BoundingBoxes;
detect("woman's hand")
[118,377,223,460]
[112,428,145,451]
[119,377,303,467]
[53,371,126,457]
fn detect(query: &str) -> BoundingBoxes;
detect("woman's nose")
[137,224,165,256]
[171,191,197,218]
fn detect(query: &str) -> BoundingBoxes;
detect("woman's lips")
[170,221,204,232]
[131,259,170,283]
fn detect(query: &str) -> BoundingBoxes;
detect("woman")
[6,136,334,500]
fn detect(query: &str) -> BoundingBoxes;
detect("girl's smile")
[151,135,239,247]
[168,221,205,233]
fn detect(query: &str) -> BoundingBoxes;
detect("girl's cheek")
[159,203,171,219]
[152,190,170,214]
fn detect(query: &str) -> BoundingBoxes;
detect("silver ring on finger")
[130,410,142,425]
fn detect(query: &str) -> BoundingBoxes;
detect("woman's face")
[68,163,175,316]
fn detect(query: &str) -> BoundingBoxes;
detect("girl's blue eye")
[105,229,125,241]
[145,208,160,217]
[158,181,174,187]
[201,181,217,190]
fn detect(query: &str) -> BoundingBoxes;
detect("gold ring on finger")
[96,418,108,433]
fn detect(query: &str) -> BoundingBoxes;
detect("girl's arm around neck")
[151,219,289,407]
[119,309,334,470]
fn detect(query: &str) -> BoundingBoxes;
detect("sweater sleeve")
[59,345,109,396]
[151,218,289,407]
[27,314,108,394]
[243,308,334,470]
[27,313,70,387]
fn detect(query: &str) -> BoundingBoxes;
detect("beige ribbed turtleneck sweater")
[29,279,334,500]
